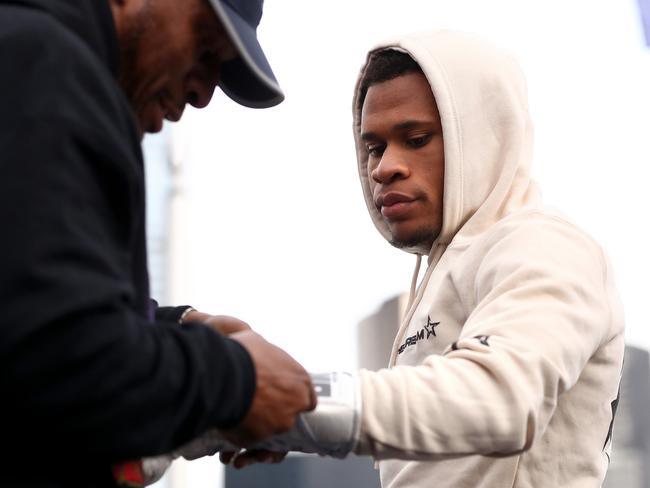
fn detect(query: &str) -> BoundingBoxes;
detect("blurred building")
[356,295,407,371]
[225,455,379,488]
[603,345,650,487]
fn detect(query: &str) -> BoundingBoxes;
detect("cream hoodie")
[352,31,625,488]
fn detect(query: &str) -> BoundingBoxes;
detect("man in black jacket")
[0,0,315,486]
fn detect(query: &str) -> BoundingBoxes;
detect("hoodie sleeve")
[356,216,619,459]
[0,19,255,462]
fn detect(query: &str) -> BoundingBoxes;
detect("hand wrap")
[177,371,361,460]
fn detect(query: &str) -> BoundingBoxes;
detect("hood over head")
[353,30,541,256]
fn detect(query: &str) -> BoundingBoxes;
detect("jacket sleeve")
[356,217,619,459]
[0,25,254,462]
[155,304,194,324]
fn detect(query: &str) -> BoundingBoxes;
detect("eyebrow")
[360,119,434,141]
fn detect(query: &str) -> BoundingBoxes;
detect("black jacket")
[0,0,255,485]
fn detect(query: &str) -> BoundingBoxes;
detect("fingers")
[219,450,238,465]
[220,449,288,469]
[182,311,251,336]
[226,331,315,443]
[203,315,251,335]
[181,310,212,324]
[307,377,318,411]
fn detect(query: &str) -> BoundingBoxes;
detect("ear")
[107,0,126,35]
[108,0,143,38]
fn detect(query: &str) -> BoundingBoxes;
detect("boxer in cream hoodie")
[351,31,625,487]
[168,30,625,486]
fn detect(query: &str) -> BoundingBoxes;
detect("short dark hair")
[357,49,423,111]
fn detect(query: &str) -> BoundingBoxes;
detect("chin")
[134,121,145,140]
[388,225,437,250]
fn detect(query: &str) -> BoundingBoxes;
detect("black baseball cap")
[207,0,284,108]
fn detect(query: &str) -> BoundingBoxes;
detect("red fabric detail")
[112,460,145,488]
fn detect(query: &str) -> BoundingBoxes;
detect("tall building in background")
[356,295,406,371]
[603,345,650,487]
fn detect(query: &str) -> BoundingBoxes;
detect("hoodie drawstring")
[389,244,447,367]
[405,254,422,317]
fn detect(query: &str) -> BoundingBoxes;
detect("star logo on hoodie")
[424,316,439,338]
[397,316,440,355]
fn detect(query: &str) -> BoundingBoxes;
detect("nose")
[184,71,218,109]
[370,148,410,184]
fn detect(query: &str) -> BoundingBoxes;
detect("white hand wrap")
[256,371,361,458]
[174,428,235,460]
[141,454,174,485]
[174,371,362,460]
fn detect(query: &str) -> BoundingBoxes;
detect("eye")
[406,133,432,149]
[198,48,218,64]
[366,143,385,157]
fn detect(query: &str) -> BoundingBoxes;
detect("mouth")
[144,93,183,134]
[159,93,183,123]
[145,99,165,134]
[156,91,184,124]
[376,192,417,220]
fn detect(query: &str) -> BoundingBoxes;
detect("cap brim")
[208,0,284,108]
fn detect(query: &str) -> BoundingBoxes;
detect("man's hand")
[176,311,315,464]
[220,371,360,468]
[224,330,318,447]
[182,311,251,335]
[219,449,287,469]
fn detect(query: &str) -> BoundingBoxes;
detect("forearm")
[1,311,255,462]
[356,348,542,460]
